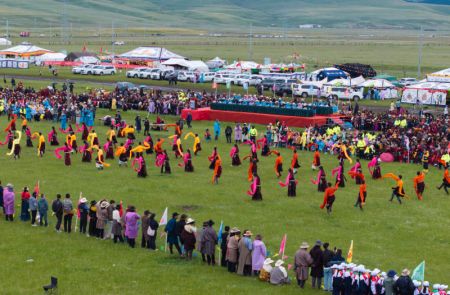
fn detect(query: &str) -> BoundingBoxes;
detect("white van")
[213,73,235,84]
[293,84,321,97]
[326,86,364,100]
[126,67,149,78]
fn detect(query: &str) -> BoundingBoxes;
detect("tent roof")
[226,61,260,70]
[360,79,394,88]
[162,58,190,68]
[35,52,67,61]
[162,59,209,72]
[406,81,450,90]
[209,56,225,63]
[374,74,397,81]
[324,76,365,87]
[0,44,53,56]
[119,47,184,60]
[0,38,12,46]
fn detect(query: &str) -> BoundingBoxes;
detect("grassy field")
[0,108,449,294]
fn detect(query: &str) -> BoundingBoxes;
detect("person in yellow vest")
[249,126,258,143]
[357,137,366,159]
[422,150,429,173]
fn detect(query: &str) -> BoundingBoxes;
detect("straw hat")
[401,269,410,276]
[6,183,13,189]
[230,227,240,234]
[264,258,274,265]
[80,197,87,203]
[300,242,309,249]
[275,260,284,267]
[243,230,253,237]
[186,218,195,224]
[100,201,110,209]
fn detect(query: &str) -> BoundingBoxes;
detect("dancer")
[413,171,425,200]
[104,139,114,159]
[212,155,222,184]
[193,134,201,156]
[92,146,110,170]
[49,127,59,146]
[80,140,92,163]
[181,149,194,172]
[7,130,21,160]
[348,159,364,184]
[312,150,320,170]
[208,147,218,170]
[88,130,99,147]
[436,165,449,195]
[320,183,339,214]
[332,162,346,188]
[230,144,241,166]
[68,132,77,153]
[132,153,147,178]
[143,135,153,155]
[260,135,270,156]
[311,166,327,192]
[106,126,117,145]
[279,168,298,197]
[273,151,283,178]
[25,127,33,147]
[383,173,406,204]
[247,172,262,200]
[37,132,46,157]
[354,180,366,210]
[290,149,300,173]
[115,143,128,166]
[369,156,382,179]
[154,138,164,156]
[170,135,183,158]
[0,129,14,150]
[55,143,72,166]
[159,150,171,174]
[129,142,150,159]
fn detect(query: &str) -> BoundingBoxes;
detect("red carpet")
[181,108,342,127]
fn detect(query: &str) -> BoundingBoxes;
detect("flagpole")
[74,192,82,232]
[282,234,287,259]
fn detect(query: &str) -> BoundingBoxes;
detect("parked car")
[399,78,418,86]
[293,84,321,98]
[178,71,196,82]
[150,69,163,80]
[160,69,176,80]
[200,72,216,82]
[259,78,286,90]
[116,82,137,92]
[213,73,235,84]
[139,68,155,79]
[327,86,364,100]
[72,64,93,74]
[126,67,149,78]
[92,65,116,75]
[80,64,96,75]
[274,83,294,96]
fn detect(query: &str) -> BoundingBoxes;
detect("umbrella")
[380,152,394,162]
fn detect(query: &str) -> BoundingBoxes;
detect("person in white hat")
[237,230,253,276]
[413,280,421,295]
[259,258,274,282]
[332,264,344,294]
[226,228,241,273]
[180,218,196,260]
[421,281,430,295]
[371,269,381,295]
[294,242,313,288]
[393,268,415,295]
[78,197,89,234]
[270,260,291,285]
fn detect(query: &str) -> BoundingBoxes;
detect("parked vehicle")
[200,72,216,82]
[150,69,163,80]
[116,82,137,91]
[177,71,196,82]
[80,64,96,75]
[139,68,157,79]
[326,86,364,100]
[399,77,418,86]
[72,64,93,74]
[293,84,321,98]
[92,65,116,75]
[126,67,149,78]
[213,73,235,84]
[259,78,286,90]
[274,83,296,96]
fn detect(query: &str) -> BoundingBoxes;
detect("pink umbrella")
[380,152,394,162]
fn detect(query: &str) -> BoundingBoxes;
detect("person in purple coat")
[124,206,141,248]
[252,234,267,275]
[3,183,15,221]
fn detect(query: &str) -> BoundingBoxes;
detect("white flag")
[159,207,168,225]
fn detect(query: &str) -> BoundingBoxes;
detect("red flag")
[99,47,103,54]
[119,200,123,217]
[279,234,287,257]
[33,181,39,195]
[82,43,86,53]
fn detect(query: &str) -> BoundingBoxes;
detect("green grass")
[0,108,449,294]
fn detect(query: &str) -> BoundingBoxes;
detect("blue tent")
[316,69,347,81]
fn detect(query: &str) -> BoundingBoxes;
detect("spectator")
[393,269,415,295]
[52,194,64,232]
[37,194,48,227]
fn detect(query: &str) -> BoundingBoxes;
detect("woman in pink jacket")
[3,183,15,221]
[124,206,140,248]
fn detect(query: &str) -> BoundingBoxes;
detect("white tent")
[161,58,209,72]
[0,38,12,46]
[206,56,226,68]
[359,79,394,88]
[226,61,260,70]
[426,68,450,83]
[402,80,450,106]
[0,45,53,58]
[119,47,184,61]
[324,76,365,87]
[35,52,67,64]
[75,56,100,64]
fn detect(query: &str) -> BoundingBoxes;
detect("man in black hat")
[200,219,218,266]
[164,212,182,255]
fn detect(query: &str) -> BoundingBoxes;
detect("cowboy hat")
[315,240,322,246]
[243,230,253,237]
[6,183,13,189]
[275,260,284,267]
[230,227,240,234]
[401,268,410,276]
[264,258,274,265]
[186,218,195,224]
[100,201,110,209]
[80,197,87,203]
[387,270,397,278]
[300,242,309,249]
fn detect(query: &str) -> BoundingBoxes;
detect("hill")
[0,0,449,31]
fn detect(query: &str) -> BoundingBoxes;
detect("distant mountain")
[0,0,449,30]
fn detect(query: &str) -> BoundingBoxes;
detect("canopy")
[324,76,365,87]
[119,47,184,61]
[0,38,12,46]
[427,68,450,83]
[402,81,450,106]
[0,45,53,57]
[311,67,348,82]
[359,79,394,88]
[374,74,397,81]
[206,56,226,68]
[75,56,100,64]
[226,61,260,70]
[162,58,209,72]
[35,52,67,64]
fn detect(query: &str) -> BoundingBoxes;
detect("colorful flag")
[279,234,287,257]
[243,82,249,90]
[272,84,276,92]
[217,221,224,244]
[119,200,123,217]
[226,81,231,89]
[411,261,425,281]
[212,82,217,89]
[33,180,40,195]
[82,43,86,53]
[76,192,82,218]
[99,47,103,54]
[346,240,353,263]
[159,207,168,226]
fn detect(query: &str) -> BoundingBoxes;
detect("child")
[204,129,211,142]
